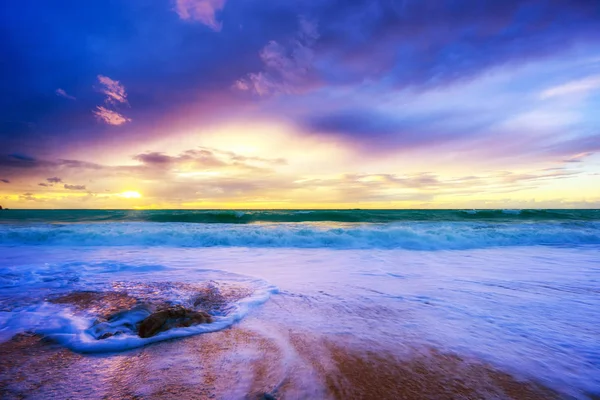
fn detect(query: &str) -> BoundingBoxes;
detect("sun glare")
[120,191,142,199]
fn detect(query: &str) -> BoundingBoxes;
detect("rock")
[138,306,213,338]
[261,393,276,400]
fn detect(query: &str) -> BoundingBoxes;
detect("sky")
[1,0,599,209]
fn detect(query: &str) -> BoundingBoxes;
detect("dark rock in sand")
[138,306,213,338]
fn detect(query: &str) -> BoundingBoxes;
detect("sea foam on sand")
[0,244,599,399]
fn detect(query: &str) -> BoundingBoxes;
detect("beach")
[0,210,599,399]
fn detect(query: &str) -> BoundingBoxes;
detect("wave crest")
[1,222,599,250]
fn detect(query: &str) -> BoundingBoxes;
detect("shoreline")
[0,321,566,400]
[1,245,598,399]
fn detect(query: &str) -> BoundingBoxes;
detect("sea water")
[0,209,598,397]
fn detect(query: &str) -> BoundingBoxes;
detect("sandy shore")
[0,320,563,400]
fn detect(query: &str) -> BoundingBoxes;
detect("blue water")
[0,209,598,398]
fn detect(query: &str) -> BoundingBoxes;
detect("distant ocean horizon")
[2,208,599,221]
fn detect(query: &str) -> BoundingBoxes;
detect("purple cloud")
[64,184,87,191]
[309,0,600,88]
[235,17,319,96]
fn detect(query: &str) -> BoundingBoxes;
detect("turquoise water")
[0,209,598,250]
[0,208,599,224]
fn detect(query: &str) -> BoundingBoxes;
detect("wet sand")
[0,322,564,400]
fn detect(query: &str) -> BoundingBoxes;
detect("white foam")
[0,221,598,249]
[0,244,598,397]
[0,284,277,353]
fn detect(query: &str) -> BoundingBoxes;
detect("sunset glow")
[1,1,599,209]
[120,191,142,199]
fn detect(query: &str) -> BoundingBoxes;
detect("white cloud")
[174,0,226,31]
[540,75,600,99]
[55,88,76,100]
[93,106,132,126]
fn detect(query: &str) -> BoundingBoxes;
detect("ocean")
[0,209,599,399]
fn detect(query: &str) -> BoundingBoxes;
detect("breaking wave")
[1,221,599,250]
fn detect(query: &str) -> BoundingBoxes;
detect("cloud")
[133,147,284,173]
[540,75,600,99]
[134,149,226,169]
[301,107,484,151]
[133,152,179,166]
[64,184,86,191]
[9,153,36,162]
[562,152,594,163]
[93,76,131,124]
[55,88,76,100]
[307,0,600,89]
[58,160,104,170]
[174,0,226,31]
[235,17,319,96]
[293,168,586,203]
[93,106,132,125]
[19,193,38,201]
[39,177,66,187]
[0,179,9,184]
[97,75,129,105]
